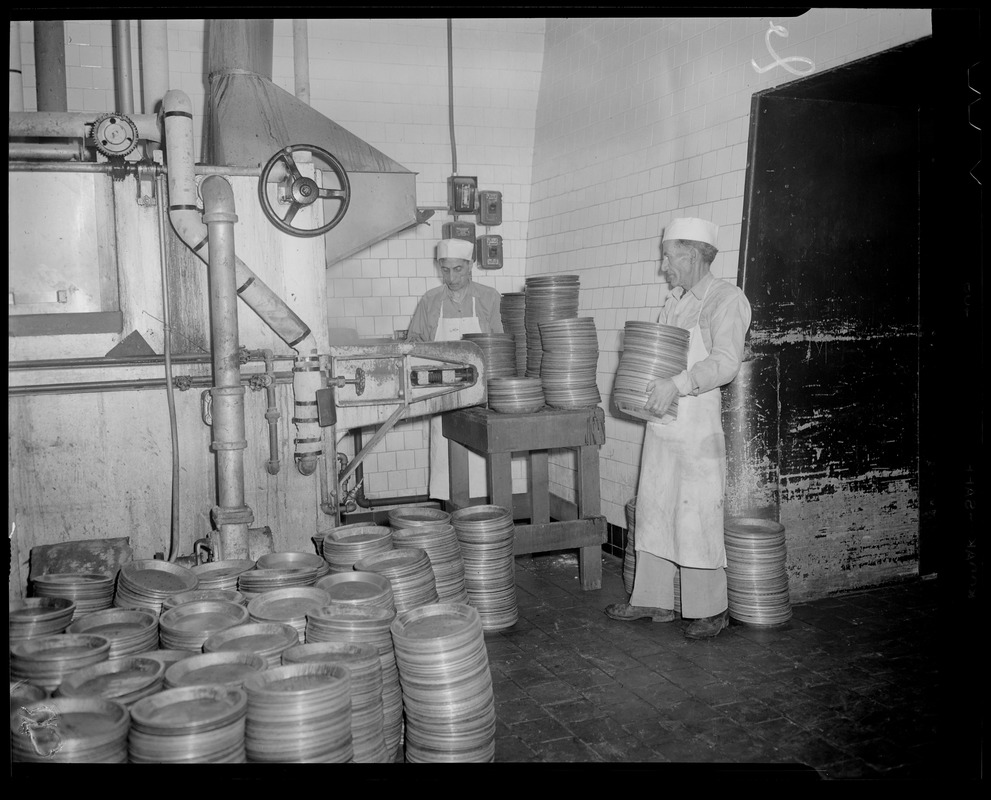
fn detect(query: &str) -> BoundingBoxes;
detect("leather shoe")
[604,603,676,623]
[684,610,729,639]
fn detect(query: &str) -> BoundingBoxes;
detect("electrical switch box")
[478,190,502,226]
[442,221,476,244]
[448,176,478,214]
[477,235,503,269]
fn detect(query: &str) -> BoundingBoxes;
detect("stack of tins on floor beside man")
[9,509,513,763]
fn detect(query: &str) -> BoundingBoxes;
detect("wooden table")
[442,405,607,590]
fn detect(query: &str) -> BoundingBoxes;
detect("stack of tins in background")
[524,274,580,378]
[499,292,527,376]
[450,505,518,630]
[724,517,792,626]
[389,506,469,605]
[623,497,681,614]
[462,332,517,406]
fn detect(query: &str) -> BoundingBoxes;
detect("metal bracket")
[136,164,158,207]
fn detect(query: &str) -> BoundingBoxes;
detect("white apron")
[428,296,488,501]
[634,281,726,568]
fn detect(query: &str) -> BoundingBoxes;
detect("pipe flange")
[91,112,140,158]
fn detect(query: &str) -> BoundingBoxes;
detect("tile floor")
[480,550,972,780]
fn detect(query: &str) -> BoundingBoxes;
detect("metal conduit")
[7,373,294,397]
[111,21,135,115]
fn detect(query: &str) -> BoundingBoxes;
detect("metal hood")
[206,21,419,266]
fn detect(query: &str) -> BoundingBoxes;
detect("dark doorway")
[733,37,938,600]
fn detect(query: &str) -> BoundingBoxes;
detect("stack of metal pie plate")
[387,505,451,530]
[237,564,321,600]
[247,587,330,644]
[524,274,580,378]
[67,608,159,660]
[391,524,469,605]
[539,316,601,409]
[614,320,689,422]
[391,603,496,763]
[499,292,528,376]
[322,525,394,573]
[159,600,250,652]
[55,655,165,706]
[304,603,403,761]
[353,547,439,614]
[203,622,300,669]
[163,588,246,610]
[256,551,331,581]
[487,376,546,414]
[282,641,390,763]
[114,560,199,615]
[243,663,353,763]
[724,518,792,627]
[191,559,256,591]
[9,597,76,643]
[10,634,111,693]
[314,571,396,614]
[451,505,518,630]
[128,684,248,763]
[462,332,518,393]
[164,651,268,690]
[11,696,130,763]
[30,572,115,620]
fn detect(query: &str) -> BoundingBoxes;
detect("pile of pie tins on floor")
[10,509,510,763]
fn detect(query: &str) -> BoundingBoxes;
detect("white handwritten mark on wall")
[751,21,816,77]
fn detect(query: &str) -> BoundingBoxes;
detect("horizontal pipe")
[9,353,296,371]
[7,161,262,177]
[8,372,295,397]
[9,141,86,161]
[9,111,161,142]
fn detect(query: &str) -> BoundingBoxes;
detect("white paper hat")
[662,217,719,247]
[436,238,475,261]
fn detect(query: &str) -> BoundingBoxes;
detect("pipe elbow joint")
[296,455,318,476]
[200,176,238,223]
[163,89,192,115]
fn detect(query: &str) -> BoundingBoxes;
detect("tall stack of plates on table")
[55,655,165,706]
[353,547,439,614]
[203,622,300,669]
[487,376,545,414]
[191,559,256,591]
[10,634,111,693]
[322,525,394,573]
[724,518,792,626]
[128,684,248,763]
[524,274,580,378]
[243,663,353,763]
[614,320,690,422]
[391,603,496,763]
[623,497,681,612]
[247,587,330,644]
[9,597,75,643]
[67,608,160,660]
[164,651,268,690]
[387,505,452,530]
[30,573,115,620]
[314,571,396,614]
[539,316,601,409]
[451,506,518,630]
[282,642,390,763]
[462,332,518,396]
[391,525,469,605]
[500,292,528,376]
[114,560,199,615]
[159,600,250,651]
[163,588,246,610]
[11,697,130,763]
[256,551,332,581]
[304,603,403,762]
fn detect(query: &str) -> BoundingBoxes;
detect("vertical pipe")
[33,21,68,112]
[292,19,310,105]
[112,20,134,115]
[201,175,253,560]
[139,20,169,115]
[10,22,24,112]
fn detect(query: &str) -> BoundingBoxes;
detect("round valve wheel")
[257,144,351,238]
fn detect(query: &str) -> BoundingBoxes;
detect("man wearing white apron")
[406,238,504,503]
[606,218,752,639]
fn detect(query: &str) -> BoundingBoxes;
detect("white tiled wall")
[11,11,932,512]
[526,10,933,527]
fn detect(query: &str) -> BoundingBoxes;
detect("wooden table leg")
[449,439,470,509]
[529,451,549,524]
[489,451,512,513]
[577,444,602,590]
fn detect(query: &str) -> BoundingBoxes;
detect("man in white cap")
[606,217,752,639]
[407,237,503,503]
